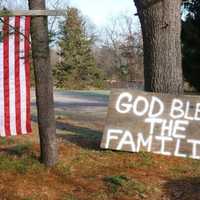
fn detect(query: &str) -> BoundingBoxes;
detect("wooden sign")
[101,89,200,159]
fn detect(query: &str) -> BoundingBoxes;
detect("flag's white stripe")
[19,16,27,134]
[9,17,17,136]
[0,18,5,137]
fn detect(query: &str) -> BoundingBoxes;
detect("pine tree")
[182,0,200,91]
[54,7,103,89]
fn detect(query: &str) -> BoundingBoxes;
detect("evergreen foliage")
[182,0,200,91]
[54,7,104,89]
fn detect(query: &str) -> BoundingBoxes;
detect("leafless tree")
[0,0,27,9]
[98,12,143,81]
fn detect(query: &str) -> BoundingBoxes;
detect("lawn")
[0,90,200,200]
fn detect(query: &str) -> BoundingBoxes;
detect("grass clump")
[104,175,147,197]
[0,138,15,145]
[0,143,43,174]
[104,175,128,191]
[0,155,43,174]
[8,143,33,157]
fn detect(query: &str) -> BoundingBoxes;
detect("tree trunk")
[133,0,183,94]
[28,0,58,166]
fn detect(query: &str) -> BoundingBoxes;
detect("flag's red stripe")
[3,17,11,136]
[25,16,31,132]
[15,16,21,135]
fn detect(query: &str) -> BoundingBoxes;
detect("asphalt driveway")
[31,90,109,122]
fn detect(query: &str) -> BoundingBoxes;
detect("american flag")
[0,16,32,137]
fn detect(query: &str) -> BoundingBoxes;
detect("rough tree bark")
[28,0,58,166]
[133,0,183,94]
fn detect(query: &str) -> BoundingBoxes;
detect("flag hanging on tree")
[0,16,32,137]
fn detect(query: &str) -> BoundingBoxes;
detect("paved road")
[31,90,109,122]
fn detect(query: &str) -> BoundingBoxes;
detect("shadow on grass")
[164,177,200,200]
[56,120,102,150]
[32,115,102,150]
[0,144,32,157]
[0,142,40,162]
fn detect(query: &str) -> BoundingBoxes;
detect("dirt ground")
[0,91,200,200]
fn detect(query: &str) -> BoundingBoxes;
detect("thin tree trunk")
[133,0,183,94]
[28,0,58,166]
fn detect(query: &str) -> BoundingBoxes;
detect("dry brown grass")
[0,117,200,200]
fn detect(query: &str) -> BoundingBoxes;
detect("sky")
[2,0,138,29]
[68,0,137,28]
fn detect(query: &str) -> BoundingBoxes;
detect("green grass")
[104,175,129,191]
[104,175,148,197]
[0,142,43,174]
[7,143,33,156]
[0,154,43,174]
[0,137,15,145]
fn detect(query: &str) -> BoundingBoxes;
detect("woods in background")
[95,13,143,82]
[2,0,200,91]
[53,6,143,89]
[182,0,200,91]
